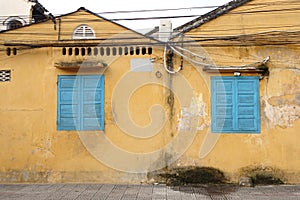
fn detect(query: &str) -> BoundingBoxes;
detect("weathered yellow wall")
[0,43,171,183]
[0,0,299,184]
[0,9,170,183]
[169,0,300,183]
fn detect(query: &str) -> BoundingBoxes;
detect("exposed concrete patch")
[264,100,300,128]
[263,68,300,128]
[268,92,300,106]
[177,94,208,131]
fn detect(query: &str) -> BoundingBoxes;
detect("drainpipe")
[57,18,61,41]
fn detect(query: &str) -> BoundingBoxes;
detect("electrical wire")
[3,23,300,36]
[2,3,300,61]
[0,5,221,19]
[162,41,272,75]
[0,0,297,19]
[163,44,181,74]
[2,3,300,22]
[169,45,212,67]
[3,33,300,48]
[171,45,206,60]
[2,23,300,41]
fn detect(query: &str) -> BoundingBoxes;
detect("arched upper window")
[7,20,23,30]
[72,25,96,39]
[4,16,25,30]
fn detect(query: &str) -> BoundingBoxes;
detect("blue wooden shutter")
[57,76,80,130]
[211,76,260,133]
[81,75,104,130]
[211,77,234,132]
[58,75,104,131]
[236,77,260,132]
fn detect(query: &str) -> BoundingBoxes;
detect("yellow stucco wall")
[0,0,299,184]
[0,9,170,183]
[170,0,300,183]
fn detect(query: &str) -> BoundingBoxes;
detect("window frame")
[4,16,25,30]
[72,24,96,39]
[211,76,260,133]
[7,20,23,29]
[57,75,104,131]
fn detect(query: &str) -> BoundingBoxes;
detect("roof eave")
[174,0,252,34]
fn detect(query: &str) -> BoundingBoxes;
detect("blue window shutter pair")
[57,75,104,131]
[211,76,260,133]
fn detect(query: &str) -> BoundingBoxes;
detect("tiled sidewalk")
[0,184,299,200]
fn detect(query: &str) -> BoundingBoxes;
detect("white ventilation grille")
[0,70,11,82]
[72,25,95,39]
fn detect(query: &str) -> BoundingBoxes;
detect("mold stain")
[150,166,227,186]
[240,166,284,185]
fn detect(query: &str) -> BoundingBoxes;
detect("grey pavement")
[0,184,299,200]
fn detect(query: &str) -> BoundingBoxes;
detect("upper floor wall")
[176,0,300,47]
[0,8,154,46]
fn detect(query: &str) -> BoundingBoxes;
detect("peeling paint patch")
[32,137,55,159]
[172,156,201,168]
[177,94,208,131]
[264,99,300,128]
[268,92,300,106]
[243,135,265,146]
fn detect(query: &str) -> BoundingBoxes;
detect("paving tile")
[76,184,102,200]
[45,184,75,200]
[0,184,299,200]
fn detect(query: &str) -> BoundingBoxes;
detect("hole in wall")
[94,48,98,56]
[62,47,66,55]
[68,48,72,56]
[81,48,86,56]
[75,48,79,56]
[118,47,123,55]
[6,48,11,56]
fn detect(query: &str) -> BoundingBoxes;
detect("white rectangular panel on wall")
[130,58,153,72]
